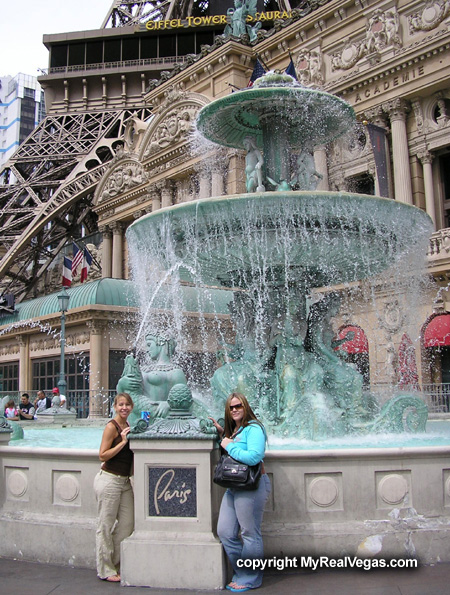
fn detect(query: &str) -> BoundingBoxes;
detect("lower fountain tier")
[128,191,433,288]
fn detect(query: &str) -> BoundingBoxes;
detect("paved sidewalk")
[1,558,450,595]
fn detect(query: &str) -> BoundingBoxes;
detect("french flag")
[72,243,83,276]
[62,256,72,287]
[80,248,93,283]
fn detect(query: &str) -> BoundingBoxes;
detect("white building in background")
[0,73,45,170]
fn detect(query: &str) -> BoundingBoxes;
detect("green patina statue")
[223,0,262,42]
[116,333,191,426]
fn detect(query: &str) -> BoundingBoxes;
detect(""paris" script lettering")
[153,468,192,515]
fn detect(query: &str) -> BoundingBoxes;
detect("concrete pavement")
[1,557,449,594]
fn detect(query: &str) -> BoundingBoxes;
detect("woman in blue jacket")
[210,392,271,592]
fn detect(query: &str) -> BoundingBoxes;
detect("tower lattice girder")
[0,108,151,301]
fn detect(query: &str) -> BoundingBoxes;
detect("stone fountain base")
[0,441,449,575]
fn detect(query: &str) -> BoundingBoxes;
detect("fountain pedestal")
[121,437,225,590]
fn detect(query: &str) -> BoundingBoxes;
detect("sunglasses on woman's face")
[229,403,243,411]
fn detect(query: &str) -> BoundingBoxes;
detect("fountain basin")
[128,191,432,288]
[196,85,355,150]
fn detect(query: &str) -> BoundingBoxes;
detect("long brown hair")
[223,392,264,438]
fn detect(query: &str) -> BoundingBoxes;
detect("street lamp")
[57,288,70,399]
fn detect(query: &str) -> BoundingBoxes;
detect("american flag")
[72,243,83,276]
[248,59,266,87]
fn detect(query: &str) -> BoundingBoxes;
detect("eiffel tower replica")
[0,0,266,303]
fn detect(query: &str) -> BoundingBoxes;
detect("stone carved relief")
[0,344,20,356]
[379,299,405,334]
[331,7,402,72]
[411,99,425,134]
[30,336,59,352]
[295,49,324,87]
[143,106,198,157]
[124,115,150,154]
[409,0,450,33]
[98,160,147,204]
[153,84,187,112]
[435,92,450,127]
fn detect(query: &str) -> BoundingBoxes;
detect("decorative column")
[418,150,436,229]
[227,149,245,195]
[99,225,112,278]
[198,169,211,199]
[211,164,224,196]
[87,320,109,418]
[16,335,30,391]
[383,99,413,204]
[151,184,161,211]
[364,108,393,198]
[160,181,173,209]
[313,145,329,190]
[112,222,124,279]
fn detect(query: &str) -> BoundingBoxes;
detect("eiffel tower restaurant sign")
[141,10,293,30]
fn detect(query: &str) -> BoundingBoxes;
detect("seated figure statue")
[304,293,365,425]
[116,333,190,426]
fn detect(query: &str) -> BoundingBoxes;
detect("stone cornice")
[330,31,450,97]
[0,305,139,339]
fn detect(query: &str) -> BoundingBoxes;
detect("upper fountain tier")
[196,72,355,151]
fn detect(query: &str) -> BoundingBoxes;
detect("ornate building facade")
[0,0,449,414]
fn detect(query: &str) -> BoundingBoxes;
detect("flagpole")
[71,238,101,271]
[256,53,270,71]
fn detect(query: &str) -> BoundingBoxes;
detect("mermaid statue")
[117,333,191,426]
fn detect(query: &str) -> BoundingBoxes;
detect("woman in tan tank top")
[93,392,134,582]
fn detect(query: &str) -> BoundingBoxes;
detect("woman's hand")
[208,416,224,436]
[120,426,131,443]
[220,437,233,449]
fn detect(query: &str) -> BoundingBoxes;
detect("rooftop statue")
[223,0,262,42]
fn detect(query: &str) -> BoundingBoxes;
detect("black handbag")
[213,454,262,490]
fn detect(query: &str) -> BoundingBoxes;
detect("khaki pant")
[94,469,134,579]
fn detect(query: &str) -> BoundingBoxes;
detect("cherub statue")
[291,149,323,190]
[243,135,265,193]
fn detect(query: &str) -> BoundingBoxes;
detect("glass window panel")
[141,35,157,59]
[104,39,121,63]
[68,43,85,66]
[51,44,68,68]
[123,37,139,61]
[159,34,176,57]
[86,41,103,65]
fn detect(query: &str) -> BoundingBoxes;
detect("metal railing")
[0,390,116,419]
[421,383,450,413]
[3,385,450,418]
[47,55,188,76]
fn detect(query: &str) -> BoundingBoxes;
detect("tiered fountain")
[125,72,432,441]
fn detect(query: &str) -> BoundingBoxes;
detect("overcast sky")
[1,0,113,77]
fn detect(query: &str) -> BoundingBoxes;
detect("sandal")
[104,575,121,582]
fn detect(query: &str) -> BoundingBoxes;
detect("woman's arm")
[223,424,266,465]
[99,423,130,462]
